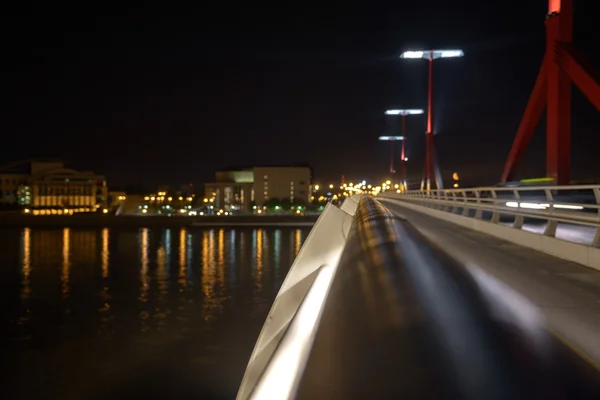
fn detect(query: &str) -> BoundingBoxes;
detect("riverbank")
[0,213,320,228]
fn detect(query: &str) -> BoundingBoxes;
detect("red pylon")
[501,0,600,185]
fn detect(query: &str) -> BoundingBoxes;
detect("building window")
[264,175,268,180]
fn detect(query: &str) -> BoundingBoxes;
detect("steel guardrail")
[380,185,600,247]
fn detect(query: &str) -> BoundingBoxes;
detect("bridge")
[236,190,600,399]
[235,0,600,398]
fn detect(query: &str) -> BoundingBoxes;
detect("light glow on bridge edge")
[250,264,335,400]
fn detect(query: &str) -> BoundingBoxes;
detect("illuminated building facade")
[0,160,107,213]
[205,166,311,212]
[108,191,127,212]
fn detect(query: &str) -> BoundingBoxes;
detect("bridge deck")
[380,199,600,369]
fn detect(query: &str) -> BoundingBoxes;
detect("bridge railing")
[237,195,600,399]
[379,185,600,248]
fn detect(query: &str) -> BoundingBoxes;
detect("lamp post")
[378,136,403,184]
[385,109,424,191]
[400,49,464,191]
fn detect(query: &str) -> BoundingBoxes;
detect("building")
[0,159,107,213]
[205,166,311,212]
[118,194,146,215]
[108,191,127,212]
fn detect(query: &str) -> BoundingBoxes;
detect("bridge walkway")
[380,199,600,369]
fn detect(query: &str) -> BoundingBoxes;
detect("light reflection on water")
[98,228,112,336]
[256,229,264,290]
[61,228,70,299]
[139,228,149,304]
[19,228,31,326]
[101,228,109,278]
[178,228,187,288]
[7,227,308,399]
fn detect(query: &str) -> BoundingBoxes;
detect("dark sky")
[1,1,599,188]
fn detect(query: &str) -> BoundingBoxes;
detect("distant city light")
[400,49,464,60]
[401,51,424,59]
[378,136,404,141]
[440,50,464,58]
[385,109,424,115]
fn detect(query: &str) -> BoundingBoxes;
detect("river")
[2,227,308,399]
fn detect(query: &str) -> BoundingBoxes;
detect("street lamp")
[385,109,424,192]
[400,49,464,191]
[378,136,404,181]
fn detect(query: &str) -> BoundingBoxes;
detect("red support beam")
[501,57,548,183]
[425,55,436,190]
[401,115,407,190]
[545,3,572,185]
[555,44,600,111]
[501,0,599,185]
[389,140,395,175]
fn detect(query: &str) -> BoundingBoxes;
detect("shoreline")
[0,213,320,228]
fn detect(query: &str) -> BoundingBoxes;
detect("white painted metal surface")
[236,195,361,400]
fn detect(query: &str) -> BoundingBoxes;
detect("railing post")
[593,188,600,248]
[543,189,558,237]
[512,189,524,229]
[474,190,483,220]
[451,191,458,214]
[443,190,450,212]
[461,190,469,216]
[490,190,500,224]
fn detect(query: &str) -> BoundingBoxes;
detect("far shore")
[0,213,320,229]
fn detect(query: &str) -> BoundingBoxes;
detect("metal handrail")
[237,199,357,400]
[410,184,600,193]
[293,196,600,399]
[379,185,600,247]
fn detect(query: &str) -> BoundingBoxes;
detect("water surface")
[2,227,307,399]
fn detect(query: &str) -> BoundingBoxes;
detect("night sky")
[1,1,599,189]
